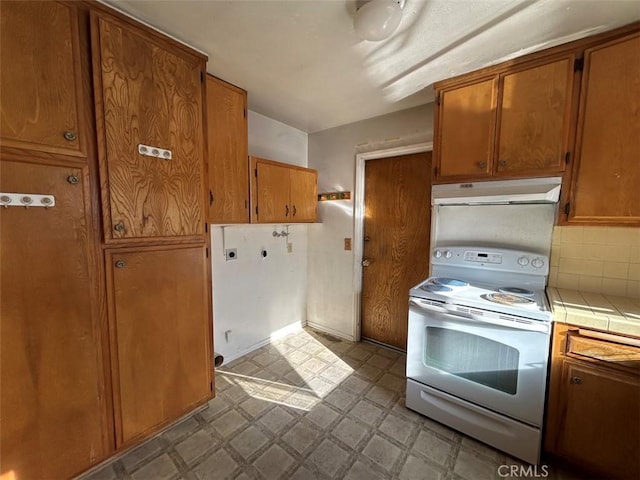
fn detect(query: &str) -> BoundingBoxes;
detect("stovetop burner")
[481,293,536,306]
[498,287,535,297]
[432,277,469,288]
[420,284,453,293]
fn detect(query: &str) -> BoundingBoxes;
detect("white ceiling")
[105,0,640,133]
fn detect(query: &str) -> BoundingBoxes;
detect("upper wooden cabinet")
[106,246,212,446]
[0,1,86,158]
[564,32,640,225]
[92,12,206,242]
[434,55,574,182]
[250,156,318,223]
[206,75,249,224]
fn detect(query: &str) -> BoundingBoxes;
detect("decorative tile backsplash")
[548,226,640,298]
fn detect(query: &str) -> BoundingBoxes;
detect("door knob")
[362,258,372,267]
[364,236,371,242]
[570,376,582,384]
[114,222,125,233]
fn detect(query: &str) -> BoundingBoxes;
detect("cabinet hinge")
[210,382,213,392]
[206,247,209,258]
[255,206,258,215]
[435,93,441,106]
[254,168,258,177]
[205,223,208,233]
[243,108,247,118]
[574,58,584,72]
[565,152,570,164]
[564,202,570,216]
[200,71,204,83]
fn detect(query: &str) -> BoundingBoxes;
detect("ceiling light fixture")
[354,0,405,42]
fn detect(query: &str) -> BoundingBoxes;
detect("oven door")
[406,297,550,426]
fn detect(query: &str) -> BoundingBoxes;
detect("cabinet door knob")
[114,222,125,233]
[63,131,77,141]
[570,376,583,384]
[478,161,487,169]
[67,175,80,184]
[115,260,126,269]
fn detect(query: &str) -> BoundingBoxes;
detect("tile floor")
[81,328,581,480]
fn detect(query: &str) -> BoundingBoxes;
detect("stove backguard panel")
[432,203,557,257]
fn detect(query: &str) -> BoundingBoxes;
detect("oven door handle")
[409,298,549,333]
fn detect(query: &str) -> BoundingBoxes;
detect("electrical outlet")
[225,248,237,261]
[287,242,293,253]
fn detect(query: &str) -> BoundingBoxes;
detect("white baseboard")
[305,321,355,342]
[218,320,305,365]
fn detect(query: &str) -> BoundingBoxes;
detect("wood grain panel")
[206,75,249,223]
[290,167,318,222]
[437,79,496,179]
[0,1,85,158]
[497,58,573,174]
[93,13,205,240]
[253,157,290,223]
[569,33,640,224]
[0,160,109,479]
[107,246,211,445]
[555,359,640,479]
[361,152,431,350]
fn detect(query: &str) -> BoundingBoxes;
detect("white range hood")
[432,177,562,205]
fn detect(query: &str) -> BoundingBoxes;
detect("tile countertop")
[546,287,640,338]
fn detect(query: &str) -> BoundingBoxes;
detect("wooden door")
[92,13,205,241]
[290,167,318,222]
[556,359,640,479]
[252,158,291,223]
[436,79,497,179]
[497,57,574,175]
[568,33,640,225]
[0,161,110,479]
[107,246,212,445]
[206,75,249,223]
[0,1,85,158]
[361,152,431,350]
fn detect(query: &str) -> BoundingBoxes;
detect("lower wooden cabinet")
[0,160,111,479]
[545,325,640,479]
[106,245,213,446]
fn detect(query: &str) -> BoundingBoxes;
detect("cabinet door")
[568,33,640,225]
[497,57,573,175]
[556,359,639,479]
[93,13,205,241]
[289,167,318,222]
[435,78,497,179]
[1,161,109,479]
[253,159,291,223]
[0,1,85,157]
[206,76,249,223]
[107,246,212,445]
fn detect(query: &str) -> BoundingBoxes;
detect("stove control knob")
[433,249,442,259]
[532,258,545,269]
[444,250,453,259]
[517,256,530,266]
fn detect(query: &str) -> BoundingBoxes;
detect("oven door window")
[423,326,519,395]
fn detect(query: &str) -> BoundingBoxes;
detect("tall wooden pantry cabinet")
[0,1,214,478]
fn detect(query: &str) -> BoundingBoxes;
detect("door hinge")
[435,93,441,106]
[574,58,584,72]
[565,152,570,164]
[206,247,209,258]
[564,202,570,216]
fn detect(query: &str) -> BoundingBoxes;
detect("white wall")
[307,104,434,340]
[211,111,308,363]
